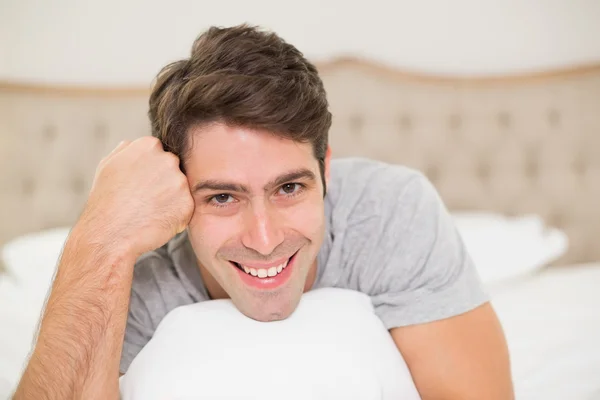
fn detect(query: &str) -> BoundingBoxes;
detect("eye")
[211,194,234,205]
[278,183,303,196]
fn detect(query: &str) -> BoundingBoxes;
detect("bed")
[1,58,599,399]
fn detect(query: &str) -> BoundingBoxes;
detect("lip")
[230,251,298,290]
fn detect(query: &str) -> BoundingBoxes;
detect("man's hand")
[81,136,194,258]
[13,137,193,400]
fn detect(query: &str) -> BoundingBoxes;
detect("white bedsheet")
[1,263,599,399]
[488,263,600,400]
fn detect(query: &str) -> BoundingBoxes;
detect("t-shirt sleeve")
[364,172,489,329]
[120,289,155,374]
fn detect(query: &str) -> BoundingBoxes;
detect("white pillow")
[0,228,70,394]
[1,227,70,297]
[120,288,420,400]
[0,376,14,400]
[452,213,568,286]
[0,275,42,395]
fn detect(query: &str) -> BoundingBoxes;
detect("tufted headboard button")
[525,150,540,182]
[43,125,58,143]
[548,210,566,230]
[349,115,363,136]
[547,108,561,128]
[476,161,491,183]
[398,114,412,133]
[71,177,86,195]
[448,114,462,130]
[498,112,512,130]
[572,154,588,177]
[22,178,35,196]
[94,123,108,142]
[425,165,440,185]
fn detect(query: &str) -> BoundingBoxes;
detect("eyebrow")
[192,168,317,195]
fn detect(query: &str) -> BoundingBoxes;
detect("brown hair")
[149,24,332,194]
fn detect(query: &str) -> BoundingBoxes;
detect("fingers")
[107,139,132,160]
[177,195,195,235]
[176,183,195,234]
[113,140,132,154]
[173,212,190,235]
[99,140,132,167]
[108,136,166,161]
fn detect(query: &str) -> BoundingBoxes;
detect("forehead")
[184,123,317,183]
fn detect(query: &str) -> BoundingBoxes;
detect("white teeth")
[239,256,292,278]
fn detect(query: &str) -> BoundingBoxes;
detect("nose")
[241,201,285,256]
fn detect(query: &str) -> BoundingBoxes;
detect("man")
[14,25,513,399]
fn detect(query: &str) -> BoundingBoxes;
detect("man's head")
[148,25,332,322]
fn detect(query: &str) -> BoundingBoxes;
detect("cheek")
[188,212,240,257]
[283,199,325,239]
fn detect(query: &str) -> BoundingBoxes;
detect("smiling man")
[14,25,513,400]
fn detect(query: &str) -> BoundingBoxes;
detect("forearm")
[13,225,136,400]
[391,303,514,400]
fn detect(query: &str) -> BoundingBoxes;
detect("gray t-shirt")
[120,157,488,374]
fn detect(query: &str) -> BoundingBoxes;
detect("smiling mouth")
[230,252,297,279]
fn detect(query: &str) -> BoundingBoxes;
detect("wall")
[1,0,600,86]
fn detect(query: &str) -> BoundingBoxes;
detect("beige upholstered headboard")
[1,58,599,265]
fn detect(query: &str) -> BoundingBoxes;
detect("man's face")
[184,123,329,322]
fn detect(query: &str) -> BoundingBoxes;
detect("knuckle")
[185,197,195,213]
[184,191,193,204]
[96,157,110,173]
[164,152,181,168]
[138,136,162,150]
[95,161,106,173]
[177,173,189,188]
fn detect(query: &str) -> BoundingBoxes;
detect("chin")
[248,311,290,323]
[235,293,301,323]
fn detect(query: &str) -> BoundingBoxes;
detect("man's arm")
[13,226,135,399]
[13,137,194,399]
[391,302,513,400]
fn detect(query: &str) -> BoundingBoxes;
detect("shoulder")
[325,160,488,327]
[327,157,434,224]
[320,158,443,287]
